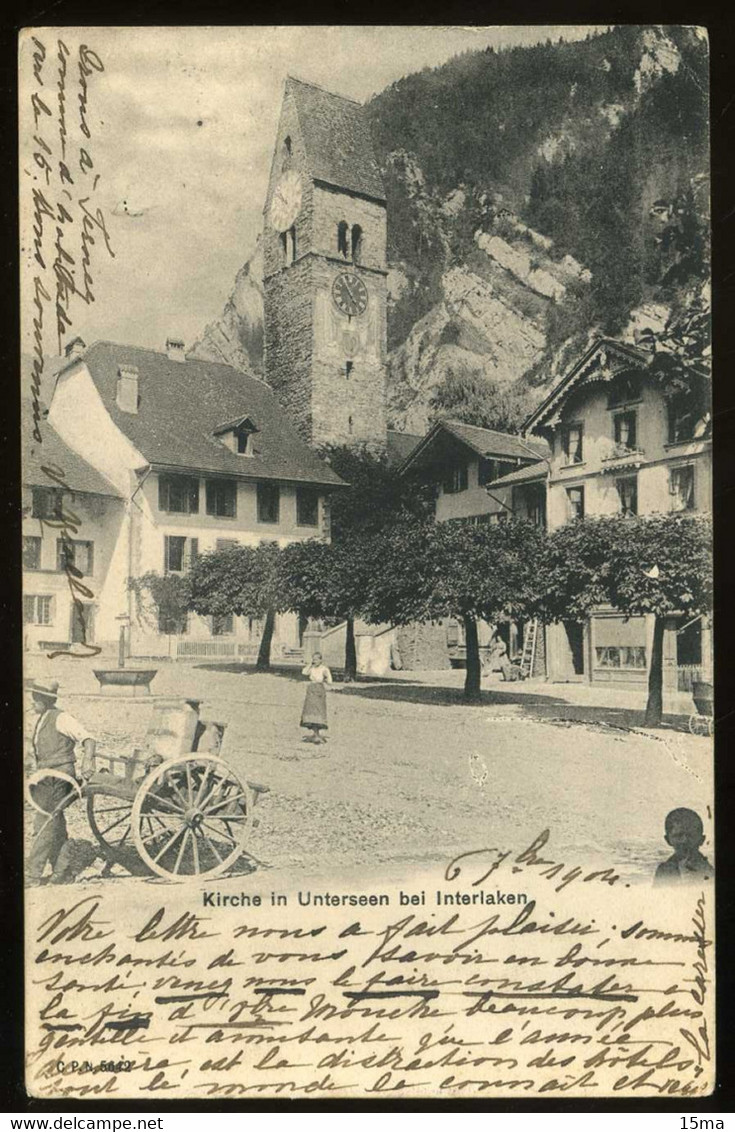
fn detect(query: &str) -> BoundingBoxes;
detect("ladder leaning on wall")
[518,619,538,681]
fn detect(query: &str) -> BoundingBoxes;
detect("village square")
[22,30,712,889]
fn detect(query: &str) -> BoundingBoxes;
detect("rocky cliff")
[192,25,708,435]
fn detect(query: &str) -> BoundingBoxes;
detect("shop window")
[159,474,199,514]
[257,482,280,524]
[56,538,94,575]
[23,594,53,626]
[164,535,198,574]
[297,488,319,527]
[23,536,42,570]
[206,479,237,518]
[614,410,637,451]
[595,646,647,669]
[669,465,695,512]
[442,463,468,494]
[561,423,584,465]
[566,485,585,521]
[616,476,638,517]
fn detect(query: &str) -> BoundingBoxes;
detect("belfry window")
[351,224,363,263]
[281,226,297,266]
[337,221,349,258]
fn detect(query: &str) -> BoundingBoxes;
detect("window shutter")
[86,542,94,576]
[158,478,168,511]
[189,480,200,514]
[164,536,170,573]
[189,538,199,568]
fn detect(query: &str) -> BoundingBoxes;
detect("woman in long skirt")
[300,652,332,743]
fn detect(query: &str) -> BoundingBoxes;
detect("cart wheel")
[86,793,135,864]
[131,754,251,880]
[26,770,82,853]
[688,714,711,737]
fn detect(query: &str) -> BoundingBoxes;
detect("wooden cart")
[26,704,269,881]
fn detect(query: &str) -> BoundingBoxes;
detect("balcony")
[600,445,647,474]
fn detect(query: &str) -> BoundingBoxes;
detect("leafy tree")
[188,542,282,670]
[536,514,712,727]
[363,518,544,702]
[429,366,533,433]
[312,444,434,679]
[129,572,192,654]
[277,533,376,682]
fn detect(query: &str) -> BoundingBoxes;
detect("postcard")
[19,25,713,1100]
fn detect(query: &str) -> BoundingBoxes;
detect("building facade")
[523,337,712,693]
[22,421,125,653]
[262,77,388,450]
[41,338,344,658]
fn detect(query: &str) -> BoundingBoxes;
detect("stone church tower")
[262,77,388,449]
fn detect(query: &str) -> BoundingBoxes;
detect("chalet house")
[397,420,550,673]
[398,419,549,525]
[43,338,345,658]
[523,337,712,694]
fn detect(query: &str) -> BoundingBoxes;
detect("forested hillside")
[193,25,709,435]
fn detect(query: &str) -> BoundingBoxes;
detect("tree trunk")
[256,608,276,671]
[463,614,482,703]
[344,616,357,683]
[644,615,665,727]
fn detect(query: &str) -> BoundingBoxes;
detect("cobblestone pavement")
[23,656,713,887]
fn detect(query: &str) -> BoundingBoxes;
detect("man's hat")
[29,679,59,701]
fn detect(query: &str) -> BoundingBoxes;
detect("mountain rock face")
[190,238,265,376]
[193,25,708,435]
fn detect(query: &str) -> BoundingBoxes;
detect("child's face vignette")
[665,818,704,857]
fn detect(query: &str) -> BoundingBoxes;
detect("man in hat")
[26,679,96,884]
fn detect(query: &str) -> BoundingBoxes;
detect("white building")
[38,337,344,658]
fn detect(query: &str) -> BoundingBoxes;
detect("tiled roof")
[440,420,550,461]
[400,419,549,474]
[386,429,423,466]
[489,462,548,488]
[288,77,385,202]
[22,410,121,497]
[75,342,346,488]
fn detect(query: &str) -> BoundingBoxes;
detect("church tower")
[262,77,388,449]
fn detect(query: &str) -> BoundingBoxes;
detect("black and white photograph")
[19,25,714,1101]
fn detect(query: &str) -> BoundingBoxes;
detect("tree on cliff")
[362,518,544,702]
[536,514,712,727]
[188,542,283,670]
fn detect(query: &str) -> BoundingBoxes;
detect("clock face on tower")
[269,170,303,232]
[332,272,368,317]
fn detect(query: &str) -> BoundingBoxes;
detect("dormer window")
[213,416,259,456]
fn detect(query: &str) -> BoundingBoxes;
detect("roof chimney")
[166,337,187,362]
[116,365,139,414]
[64,336,86,362]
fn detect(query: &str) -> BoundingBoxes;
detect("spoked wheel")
[131,755,251,880]
[688,714,713,737]
[87,793,136,863]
